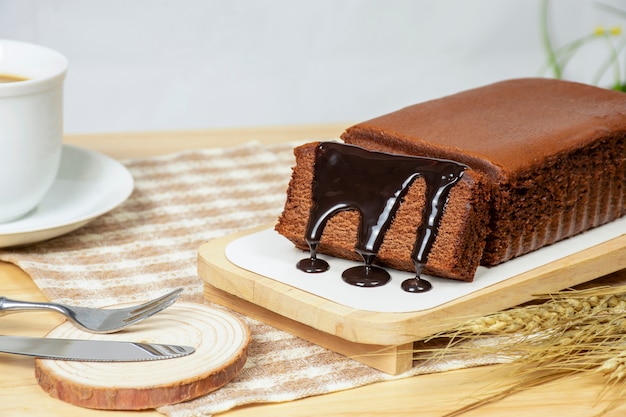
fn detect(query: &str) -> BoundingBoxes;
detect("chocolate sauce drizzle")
[296,142,467,293]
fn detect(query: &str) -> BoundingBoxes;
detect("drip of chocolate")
[402,165,465,292]
[401,261,431,292]
[296,142,466,292]
[342,253,391,287]
[295,242,329,273]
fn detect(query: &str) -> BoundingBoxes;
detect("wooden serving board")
[199,224,626,375]
[36,302,249,410]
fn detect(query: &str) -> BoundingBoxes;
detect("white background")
[0,0,624,133]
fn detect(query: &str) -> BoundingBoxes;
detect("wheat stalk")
[417,285,626,416]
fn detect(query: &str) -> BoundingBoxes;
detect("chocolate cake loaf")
[340,78,626,267]
[276,78,626,284]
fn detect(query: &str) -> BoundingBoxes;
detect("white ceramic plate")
[0,145,134,248]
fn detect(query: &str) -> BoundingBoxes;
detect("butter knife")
[0,335,195,361]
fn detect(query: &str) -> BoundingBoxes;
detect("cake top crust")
[342,78,626,178]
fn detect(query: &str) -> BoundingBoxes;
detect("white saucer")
[0,145,134,248]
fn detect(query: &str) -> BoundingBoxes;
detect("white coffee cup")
[0,40,68,223]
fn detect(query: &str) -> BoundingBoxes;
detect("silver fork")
[0,288,183,333]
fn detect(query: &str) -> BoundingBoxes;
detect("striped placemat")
[0,141,497,416]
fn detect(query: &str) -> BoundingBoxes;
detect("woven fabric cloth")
[0,141,497,416]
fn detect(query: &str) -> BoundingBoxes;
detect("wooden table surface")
[2,124,625,416]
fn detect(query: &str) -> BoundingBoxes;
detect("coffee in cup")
[0,73,29,83]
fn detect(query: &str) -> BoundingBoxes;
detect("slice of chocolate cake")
[276,141,492,283]
[341,78,626,266]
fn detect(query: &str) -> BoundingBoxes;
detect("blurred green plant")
[541,0,626,91]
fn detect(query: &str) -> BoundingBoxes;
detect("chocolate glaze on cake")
[296,142,467,291]
[276,142,491,282]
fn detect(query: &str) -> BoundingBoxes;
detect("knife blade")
[0,335,195,361]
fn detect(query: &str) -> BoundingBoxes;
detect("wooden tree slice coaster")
[35,302,250,410]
